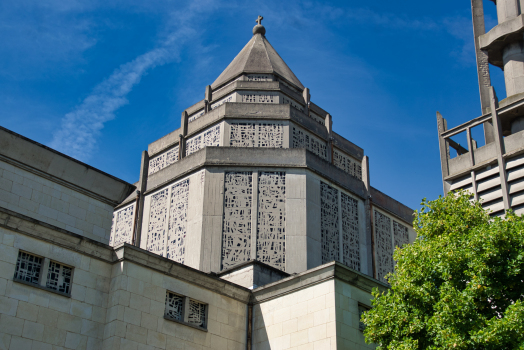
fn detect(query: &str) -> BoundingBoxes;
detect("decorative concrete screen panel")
[341,193,360,271]
[230,122,284,148]
[292,126,328,160]
[393,221,410,249]
[211,94,234,110]
[257,172,286,270]
[188,110,205,122]
[188,300,207,327]
[147,188,169,257]
[240,91,278,104]
[374,210,394,283]
[222,172,253,269]
[186,124,221,156]
[166,179,190,264]
[148,145,179,175]
[282,96,304,113]
[247,74,273,81]
[110,203,135,247]
[14,251,42,285]
[165,292,184,321]
[46,261,72,294]
[333,149,362,180]
[321,182,339,264]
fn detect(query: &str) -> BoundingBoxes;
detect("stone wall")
[253,280,337,349]
[0,227,111,349]
[0,160,114,244]
[104,261,247,350]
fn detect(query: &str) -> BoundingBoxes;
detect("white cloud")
[49,0,216,161]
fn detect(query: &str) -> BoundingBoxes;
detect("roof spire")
[253,15,266,36]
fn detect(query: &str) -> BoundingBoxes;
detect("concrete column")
[437,112,450,194]
[303,87,310,115]
[503,42,524,97]
[489,87,511,211]
[471,0,494,129]
[497,0,520,23]
[362,156,374,277]
[134,150,149,247]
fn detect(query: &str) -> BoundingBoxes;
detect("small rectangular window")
[358,304,370,331]
[14,251,42,285]
[165,292,184,321]
[46,261,72,294]
[188,299,207,328]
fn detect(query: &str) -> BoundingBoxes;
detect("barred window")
[188,299,206,327]
[46,261,72,294]
[358,304,370,331]
[164,291,207,329]
[14,251,42,285]
[165,292,184,321]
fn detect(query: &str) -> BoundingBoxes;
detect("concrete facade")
[438,1,524,216]
[0,17,416,350]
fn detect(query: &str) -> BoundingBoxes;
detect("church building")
[0,17,415,350]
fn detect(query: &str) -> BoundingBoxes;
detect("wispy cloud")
[49,0,216,161]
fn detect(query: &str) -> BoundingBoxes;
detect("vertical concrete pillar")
[134,150,149,247]
[180,111,188,159]
[489,87,511,211]
[437,112,451,194]
[502,42,524,97]
[303,87,310,115]
[497,0,520,23]
[362,156,374,277]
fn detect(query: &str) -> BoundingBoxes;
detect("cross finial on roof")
[256,15,263,25]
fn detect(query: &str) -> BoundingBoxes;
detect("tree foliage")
[362,191,524,350]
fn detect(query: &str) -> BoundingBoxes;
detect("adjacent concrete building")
[438,0,524,216]
[0,17,415,349]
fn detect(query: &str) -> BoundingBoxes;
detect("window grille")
[46,261,72,294]
[14,251,42,285]
[188,299,206,327]
[164,291,207,329]
[165,292,184,321]
[358,305,370,331]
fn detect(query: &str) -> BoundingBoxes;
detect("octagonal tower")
[109,18,415,285]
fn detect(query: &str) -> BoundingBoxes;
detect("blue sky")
[0,0,505,210]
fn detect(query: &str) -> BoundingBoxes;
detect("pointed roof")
[211,32,304,90]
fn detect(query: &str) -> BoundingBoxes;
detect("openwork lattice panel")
[147,188,169,256]
[188,300,207,327]
[222,172,252,270]
[374,211,393,283]
[211,94,233,110]
[321,182,339,264]
[257,172,286,270]
[111,204,135,247]
[292,127,328,160]
[230,123,283,148]
[309,112,325,125]
[149,153,166,175]
[341,193,360,271]
[167,180,190,263]
[333,150,363,180]
[148,146,180,175]
[14,251,42,284]
[185,134,202,157]
[186,124,221,157]
[393,221,410,249]
[247,74,273,81]
[46,261,72,294]
[165,292,184,321]
[230,123,255,147]
[282,96,304,113]
[188,110,205,122]
[257,124,283,148]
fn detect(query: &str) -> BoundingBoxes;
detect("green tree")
[362,191,524,350]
